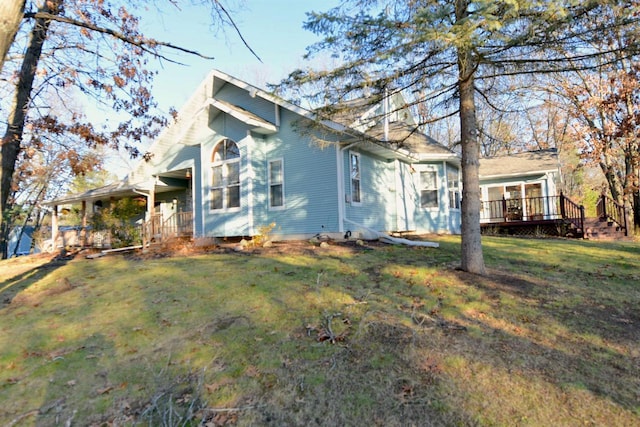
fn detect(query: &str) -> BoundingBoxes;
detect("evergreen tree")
[278,0,640,274]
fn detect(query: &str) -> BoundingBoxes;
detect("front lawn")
[0,236,638,425]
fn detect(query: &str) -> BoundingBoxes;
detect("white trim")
[418,166,439,210]
[349,151,362,206]
[208,98,278,134]
[479,169,558,180]
[246,133,254,234]
[445,162,461,211]
[336,145,345,233]
[268,157,285,210]
[209,139,242,213]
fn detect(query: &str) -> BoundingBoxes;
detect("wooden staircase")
[583,217,628,241]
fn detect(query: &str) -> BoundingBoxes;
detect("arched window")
[211,139,240,210]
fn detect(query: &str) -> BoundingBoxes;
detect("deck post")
[559,192,566,219]
[580,204,585,236]
[623,204,629,236]
[501,196,507,221]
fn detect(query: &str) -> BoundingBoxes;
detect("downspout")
[383,88,389,142]
[51,205,58,252]
[133,188,151,219]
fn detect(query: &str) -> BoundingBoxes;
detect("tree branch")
[23,11,215,61]
[213,0,262,63]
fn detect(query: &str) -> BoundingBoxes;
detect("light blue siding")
[194,74,461,239]
[252,110,341,237]
[412,162,455,234]
[343,149,397,232]
[200,106,342,238]
[215,83,277,124]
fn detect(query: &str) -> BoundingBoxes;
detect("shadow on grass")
[453,268,640,412]
[2,238,637,425]
[0,252,78,308]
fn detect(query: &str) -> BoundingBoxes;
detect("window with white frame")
[269,159,284,208]
[350,152,361,204]
[447,167,460,209]
[420,170,438,208]
[211,139,240,210]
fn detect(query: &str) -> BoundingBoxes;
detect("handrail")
[559,192,585,235]
[596,194,628,236]
[480,192,585,234]
[162,211,193,238]
[142,211,193,243]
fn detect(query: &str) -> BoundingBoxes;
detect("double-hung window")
[350,152,361,204]
[269,159,284,209]
[211,139,240,210]
[420,170,438,208]
[447,167,460,209]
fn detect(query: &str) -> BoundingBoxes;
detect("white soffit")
[208,98,278,134]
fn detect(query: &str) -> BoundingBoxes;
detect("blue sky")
[98,1,339,176]
[144,1,339,112]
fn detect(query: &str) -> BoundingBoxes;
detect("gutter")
[479,169,558,180]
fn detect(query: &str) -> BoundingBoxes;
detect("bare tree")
[0,0,254,258]
[0,0,25,73]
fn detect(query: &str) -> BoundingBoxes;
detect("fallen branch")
[203,404,264,413]
[7,410,39,427]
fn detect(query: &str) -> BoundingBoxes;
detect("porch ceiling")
[43,171,190,207]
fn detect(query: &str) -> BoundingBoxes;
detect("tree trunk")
[0,2,58,259]
[0,0,25,73]
[456,0,486,275]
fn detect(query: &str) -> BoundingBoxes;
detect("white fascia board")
[415,153,461,164]
[479,169,558,180]
[208,98,277,134]
[211,69,313,119]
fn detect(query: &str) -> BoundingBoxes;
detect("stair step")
[583,217,628,240]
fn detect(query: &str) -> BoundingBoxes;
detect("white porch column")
[81,200,87,247]
[51,205,59,252]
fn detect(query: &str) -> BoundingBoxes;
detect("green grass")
[0,236,639,426]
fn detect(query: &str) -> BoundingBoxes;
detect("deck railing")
[143,211,193,243]
[162,211,193,238]
[596,194,628,236]
[481,192,584,232]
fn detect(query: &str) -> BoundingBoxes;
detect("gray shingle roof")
[479,149,559,178]
[364,121,455,157]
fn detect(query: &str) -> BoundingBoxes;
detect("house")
[477,149,585,236]
[45,69,462,246]
[8,225,37,257]
[479,149,561,222]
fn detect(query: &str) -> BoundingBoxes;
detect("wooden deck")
[480,193,585,238]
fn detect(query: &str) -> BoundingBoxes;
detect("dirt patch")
[123,238,388,260]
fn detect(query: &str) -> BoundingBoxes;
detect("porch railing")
[143,211,193,243]
[481,192,584,232]
[596,194,628,236]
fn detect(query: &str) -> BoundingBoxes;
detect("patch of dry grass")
[0,236,638,426]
